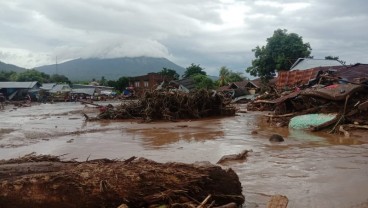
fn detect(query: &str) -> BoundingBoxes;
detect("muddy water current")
[1,102,368,207]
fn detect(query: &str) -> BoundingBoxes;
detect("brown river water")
[0,102,368,207]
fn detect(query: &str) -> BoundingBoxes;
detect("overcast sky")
[0,0,367,76]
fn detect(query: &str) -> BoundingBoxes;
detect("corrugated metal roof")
[290,58,343,70]
[72,84,114,90]
[71,88,95,95]
[336,63,368,83]
[276,64,367,89]
[49,84,71,93]
[40,83,56,90]
[0,81,39,89]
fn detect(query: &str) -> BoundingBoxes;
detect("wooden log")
[263,113,295,118]
[80,100,103,107]
[267,195,288,208]
[342,124,368,130]
[0,155,244,208]
[217,150,251,164]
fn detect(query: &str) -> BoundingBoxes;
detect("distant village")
[0,58,367,106]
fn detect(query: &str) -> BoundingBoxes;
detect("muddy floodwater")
[1,102,368,207]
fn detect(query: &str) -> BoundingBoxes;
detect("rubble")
[247,64,368,135]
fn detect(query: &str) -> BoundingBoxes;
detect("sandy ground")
[1,102,368,207]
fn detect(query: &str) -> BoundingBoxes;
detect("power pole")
[55,56,58,75]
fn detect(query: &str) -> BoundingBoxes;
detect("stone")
[269,134,284,142]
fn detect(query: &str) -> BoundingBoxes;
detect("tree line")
[106,64,247,91]
[0,69,71,84]
[0,64,247,92]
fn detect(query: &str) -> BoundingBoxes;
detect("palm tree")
[219,66,230,87]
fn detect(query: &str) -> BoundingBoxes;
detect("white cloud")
[0,0,367,75]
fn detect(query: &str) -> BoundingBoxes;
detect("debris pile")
[96,89,235,121]
[0,154,244,207]
[247,64,368,135]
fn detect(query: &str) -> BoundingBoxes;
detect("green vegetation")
[0,71,16,81]
[11,69,50,83]
[106,76,130,92]
[183,64,206,78]
[325,56,346,65]
[50,74,71,84]
[218,66,246,86]
[0,69,71,84]
[99,76,107,86]
[192,74,214,90]
[246,28,312,81]
[158,67,179,80]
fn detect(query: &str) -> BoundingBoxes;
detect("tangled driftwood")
[96,90,235,121]
[0,154,244,208]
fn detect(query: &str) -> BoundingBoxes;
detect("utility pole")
[55,56,58,75]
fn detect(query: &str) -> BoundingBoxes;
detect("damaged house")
[250,61,368,132]
[276,58,346,90]
[0,81,41,101]
[129,73,171,96]
[218,80,260,98]
[39,83,72,102]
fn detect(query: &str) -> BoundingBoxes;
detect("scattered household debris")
[289,113,338,130]
[0,154,244,207]
[247,64,368,135]
[217,150,252,164]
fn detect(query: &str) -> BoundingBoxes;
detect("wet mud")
[1,102,368,207]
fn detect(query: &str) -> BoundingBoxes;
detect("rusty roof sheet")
[301,84,363,101]
[335,64,368,83]
[255,90,301,104]
[276,63,368,90]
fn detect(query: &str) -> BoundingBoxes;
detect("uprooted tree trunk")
[0,154,244,208]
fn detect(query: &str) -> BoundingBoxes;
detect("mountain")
[36,57,186,81]
[0,61,27,72]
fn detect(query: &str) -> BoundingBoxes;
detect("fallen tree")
[0,154,244,208]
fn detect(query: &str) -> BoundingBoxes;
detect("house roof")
[290,58,343,70]
[0,81,40,89]
[336,63,368,83]
[71,88,95,95]
[49,84,71,93]
[231,80,249,89]
[40,83,56,90]
[170,78,196,91]
[72,84,114,90]
[275,64,367,89]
